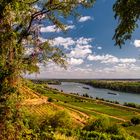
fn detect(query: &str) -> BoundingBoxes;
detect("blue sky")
[29,0,140,79]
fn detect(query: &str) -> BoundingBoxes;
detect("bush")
[122,122,132,127]
[83,116,110,132]
[83,93,89,97]
[79,130,109,140]
[43,111,72,130]
[131,117,140,125]
[114,101,119,104]
[124,102,136,108]
[106,125,120,135]
[48,97,53,102]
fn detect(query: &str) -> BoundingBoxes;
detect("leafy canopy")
[0,0,95,79]
[113,0,140,47]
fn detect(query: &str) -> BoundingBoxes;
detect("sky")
[28,0,140,79]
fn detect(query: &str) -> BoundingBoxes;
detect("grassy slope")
[22,82,140,139]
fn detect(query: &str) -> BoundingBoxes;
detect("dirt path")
[67,107,89,119]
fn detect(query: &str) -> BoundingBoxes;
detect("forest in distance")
[31,79,140,94]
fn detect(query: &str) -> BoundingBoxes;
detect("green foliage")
[83,93,90,97]
[0,0,95,80]
[123,103,138,109]
[43,110,72,130]
[85,80,140,94]
[131,117,140,125]
[0,1,95,138]
[113,0,140,46]
[106,125,120,135]
[82,116,136,140]
[48,97,54,102]
[84,116,111,132]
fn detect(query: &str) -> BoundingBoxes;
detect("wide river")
[49,82,140,104]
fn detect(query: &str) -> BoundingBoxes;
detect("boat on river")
[83,87,90,90]
[107,92,117,95]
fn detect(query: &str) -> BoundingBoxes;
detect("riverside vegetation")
[84,80,140,94]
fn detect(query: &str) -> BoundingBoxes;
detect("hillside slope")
[18,81,140,139]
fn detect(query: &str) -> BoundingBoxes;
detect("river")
[49,82,140,104]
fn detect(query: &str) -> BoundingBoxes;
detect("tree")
[0,0,95,139]
[113,0,140,47]
[131,117,140,125]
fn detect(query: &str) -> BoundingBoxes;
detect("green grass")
[126,125,140,139]
[41,88,140,121]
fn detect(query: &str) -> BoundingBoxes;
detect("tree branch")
[18,1,87,43]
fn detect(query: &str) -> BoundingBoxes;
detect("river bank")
[83,80,140,94]
[49,82,140,104]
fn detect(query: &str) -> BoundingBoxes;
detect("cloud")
[119,58,136,63]
[78,16,93,22]
[40,25,60,33]
[40,25,75,33]
[134,40,140,47]
[87,54,114,61]
[51,37,75,49]
[87,54,136,64]
[50,36,93,51]
[65,25,75,30]
[76,37,93,45]
[68,47,92,58]
[27,61,140,79]
[68,58,84,65]
[97,46,102,50]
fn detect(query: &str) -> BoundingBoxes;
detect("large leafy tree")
[113,0,140,46]
[0,0,95,139]
[0,0,94,88]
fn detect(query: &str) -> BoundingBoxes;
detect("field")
[25,82,140,139]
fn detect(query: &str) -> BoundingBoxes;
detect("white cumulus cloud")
[40,25,60,33]
[87,54,136,64]
[68,44,92,58]
[51,36,93,52]
[40,25,75,33]
[78,16,93,22]
[97,46,102,50]
[51,37,75,49]
[68,58,84,65]
[134,39,140,47]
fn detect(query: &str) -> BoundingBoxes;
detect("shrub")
[83,93,89,97]
[110,134,124,140]
[48,97,53,102]
[79,130,110,140]
[122,122,132,127]
[106,125,120,135]
[44,111,72,130]
[115,101,119,104]
[131,117,140,125]
[124,102,136,108]
[54,132,77,140]
[83,116,110,132]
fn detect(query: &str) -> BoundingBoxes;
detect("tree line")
[85,80,140,94]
